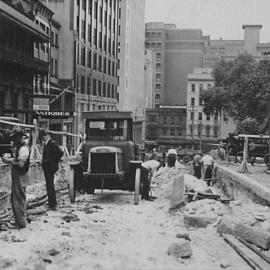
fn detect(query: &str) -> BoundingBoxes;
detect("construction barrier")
[0,119,83,163]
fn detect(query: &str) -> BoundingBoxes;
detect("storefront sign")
[36,111,74,119]
[33,97,50,111]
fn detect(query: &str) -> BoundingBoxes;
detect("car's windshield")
[86,119,129,141]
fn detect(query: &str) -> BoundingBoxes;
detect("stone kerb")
[215,164,270,205]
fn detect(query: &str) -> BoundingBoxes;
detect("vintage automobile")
[0,116,21,158]
[69,111,142,204]
[222,133,270,165]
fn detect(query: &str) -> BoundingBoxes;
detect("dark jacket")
[42,139,63,172]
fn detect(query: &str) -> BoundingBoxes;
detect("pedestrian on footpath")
[141,156,163,201]
[39,129,63,210]
[6,128,31,229]
[201,153,214,186]
[193,152,202,179]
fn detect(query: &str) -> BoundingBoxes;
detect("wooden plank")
[223,234,270,270]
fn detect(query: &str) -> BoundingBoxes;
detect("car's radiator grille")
[90,153,115,173]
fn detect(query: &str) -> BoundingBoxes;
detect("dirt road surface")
[0,180,250,270]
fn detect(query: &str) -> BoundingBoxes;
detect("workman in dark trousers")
[6,128,31,229]
[39,129,63,210]
[141,156,163,200]
[193,153,202,179]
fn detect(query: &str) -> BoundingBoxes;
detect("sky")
[145,0,270,43]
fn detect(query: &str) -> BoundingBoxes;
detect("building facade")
[144,49,155,109]
[0,0,50,123]
[145,105,186,147]
[45,0,119,133]
[117,0,145,144]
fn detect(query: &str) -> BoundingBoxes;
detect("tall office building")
[145,23,206,107]
[117,0,145,143]
[45,0,119,133]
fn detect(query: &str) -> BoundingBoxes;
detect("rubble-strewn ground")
[0,163,269,269]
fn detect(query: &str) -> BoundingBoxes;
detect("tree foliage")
[201,53,270,133]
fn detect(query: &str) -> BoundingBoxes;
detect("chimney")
[242,24,262,56]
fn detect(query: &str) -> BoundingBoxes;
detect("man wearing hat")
[7,128,30,229]
[39,129,63,210]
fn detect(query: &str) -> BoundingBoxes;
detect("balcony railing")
[0,45,49,73]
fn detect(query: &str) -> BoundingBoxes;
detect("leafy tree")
[201,53,270,132]
[235,118,262,134]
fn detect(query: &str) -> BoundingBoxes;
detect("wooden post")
[62,125,70,157]
[239,136,251,174]
[30,119,41,162]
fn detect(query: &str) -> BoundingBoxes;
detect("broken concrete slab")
[217,216,236,235]
[167,240,192,258]
[169,175,185,210]
[235,223,270,250]
[183,215,217,228]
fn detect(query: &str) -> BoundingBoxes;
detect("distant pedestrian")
[166,149,180,168]
[201,154,214,185]
[7,128,31,229]
[39,129,63,210]
[193,153,202,179]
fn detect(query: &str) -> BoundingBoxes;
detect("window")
[170,129,175,136]
[81,76,85,94]
[156,52,161,59]
[99,6,103,23]
[155,73,161,80]
[156,84,161,90]
[103,82,106,97]
[99,31,102,49]
[171,116,175,124]
[191,97,195,106]
[156,63,161,70]
[155,93,160,100]
[107,83,110,97]
[81,47,85,66]
[81,20,86,40]
[198,112,202,120]
[191,112,194,120]
[199,84,203,91]
[199,98,203,106]
[191,84,195,92]
[103,57,107,73]
[88,24,92,43]
[93,79,97,95]
[82,0,86,10]
[206,114,211,121]
[94,1,98,19]
[54,59,58,76]
[206,125,210,137]
[98,55,102,71]
[87,77,91,95]
[98,80,102,96]
[163,116,167,124]
[88,0,92,14]
[162,128,167,135]
[87,50,91,68]
[93,52,97,69]
[207,84,212,89]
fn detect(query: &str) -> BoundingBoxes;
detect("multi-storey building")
[0,0,50,123]
[45,0,119,133]
[145,105,186,147]
[186,68,222,148]
[118,0,145,144]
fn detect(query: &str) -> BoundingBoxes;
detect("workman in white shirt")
[141,156,163,201]
[201,154,214,185]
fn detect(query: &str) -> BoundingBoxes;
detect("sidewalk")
[216,161,270,204]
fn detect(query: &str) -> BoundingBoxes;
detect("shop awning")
[0,2,49,41]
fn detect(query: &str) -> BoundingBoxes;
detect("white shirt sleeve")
[18,146,30,162]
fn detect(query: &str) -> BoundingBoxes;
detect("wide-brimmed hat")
[9,128,24,140]
[38,129,51,140]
